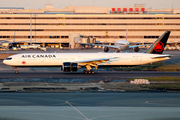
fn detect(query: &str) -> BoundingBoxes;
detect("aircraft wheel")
[88,71,92,74]
[83,70,88,74]
[91,70,95,74]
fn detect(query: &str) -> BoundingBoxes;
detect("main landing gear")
[83,64,96,74]
[13,67,18,74]
[83,70,95,74]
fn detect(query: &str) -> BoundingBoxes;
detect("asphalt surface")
[0,93,180,107]
[0,93,180,120]
[0,71,180,79]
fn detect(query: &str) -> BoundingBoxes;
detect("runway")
[0,71,180,79]
[0,93,180,120]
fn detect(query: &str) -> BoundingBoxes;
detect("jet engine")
[133,47,140,52]
[62,62,78,72]
[103,46,109,52]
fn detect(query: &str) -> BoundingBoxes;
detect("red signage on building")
[123,8,127,12]
[129,8,133,12]
[141,8,145,12]
[117,8,121,12]
[135,8,139,12]
[112,8,115,11]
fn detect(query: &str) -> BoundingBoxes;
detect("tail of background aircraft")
[144,31,171,54]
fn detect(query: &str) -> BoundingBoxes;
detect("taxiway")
[0,93,180,120]
[0,71,180,79]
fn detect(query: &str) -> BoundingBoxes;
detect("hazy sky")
[0,0,179,9]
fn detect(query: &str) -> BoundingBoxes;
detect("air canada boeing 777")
[3,31,171,74]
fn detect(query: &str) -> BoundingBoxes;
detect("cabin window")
[5,57,12,60]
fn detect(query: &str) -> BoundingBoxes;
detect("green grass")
[111,62,180,72]
[157,65,180,71]
[128,76,180,81]
[112,62,164,71]
[146,84,180,90]
[128,76,180,90]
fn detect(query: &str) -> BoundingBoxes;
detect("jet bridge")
[69,33,96,49]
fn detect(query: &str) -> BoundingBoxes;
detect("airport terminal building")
[0,4,180,47]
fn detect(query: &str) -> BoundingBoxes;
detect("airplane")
[95,28,151,52]
[100,40,151,52]
[0,32,42,50]
[20,44,41,50]
[3,31,171,74]
[0,40,14,50]
[0,39,43,51]
[0,32,18,50]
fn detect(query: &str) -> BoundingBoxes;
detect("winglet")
[144,31,171,54]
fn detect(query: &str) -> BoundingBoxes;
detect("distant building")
[0,5,180,46]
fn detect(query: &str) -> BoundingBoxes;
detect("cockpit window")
[5,58,12,60]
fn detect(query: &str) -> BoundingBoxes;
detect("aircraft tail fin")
[144,31,171,54]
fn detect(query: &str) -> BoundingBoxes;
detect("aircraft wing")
[14,40,40,43]
[75,57,119,66]
[78,43,93,45]
[129,44,152,49]
[4,39,42,43]
[77,43,120,49]
[0,40,12,43]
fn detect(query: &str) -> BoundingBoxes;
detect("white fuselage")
[115,40,129,50]
[3,53,170,67]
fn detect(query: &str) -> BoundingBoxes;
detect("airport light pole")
[13,31,16,43]
[30,13,32,45]
[34,14,36,43]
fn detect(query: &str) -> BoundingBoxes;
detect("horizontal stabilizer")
[151,55,171,59]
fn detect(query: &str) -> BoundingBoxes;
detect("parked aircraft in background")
[3,31,171,74]
[0,32,42,50]
[95,27,151,52]
[0,40,41,51]
[0,40,16,50]
[99,40,151,52]
[20,44,41,50]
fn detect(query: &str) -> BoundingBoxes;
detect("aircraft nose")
[3,60,6,64]
[3,59,9,65]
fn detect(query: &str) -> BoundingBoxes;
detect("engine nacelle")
[63,62,78,72]
[133,47,140,52]
[103,46,109,52]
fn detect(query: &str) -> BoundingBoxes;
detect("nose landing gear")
[13,67,18,74]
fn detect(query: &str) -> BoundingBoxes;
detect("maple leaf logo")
[153,42,164,52]
[22,61,26,64]
[155,43,163,50]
